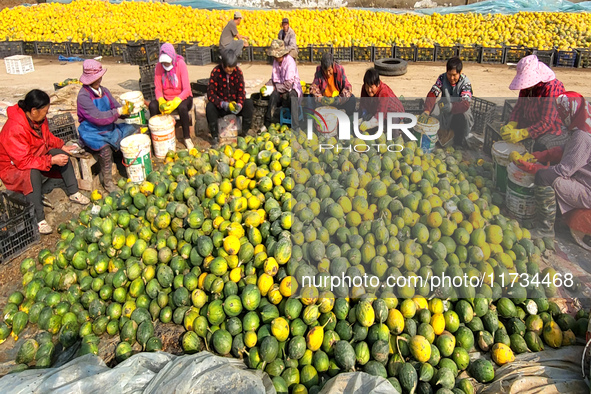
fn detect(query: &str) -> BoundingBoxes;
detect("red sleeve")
[509,91,526,123]
[207,67,222,108]
[154,64,164,101]
[424,75,444,113]
[177,60,192,101]
[527,80,565,139]
[8,127,52,171]
[451,100,470,114]
[309,67,323,98]
[235,69,245,106]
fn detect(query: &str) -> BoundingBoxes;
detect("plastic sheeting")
[319,372,400,394]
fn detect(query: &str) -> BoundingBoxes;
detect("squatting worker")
[148,43,194,149]
[206,50,254,145]
[264,40,303,131]
[219,11,249,59]
[0,90,90,235]
[516,92,591,239]
[502,54,566,151]
[421,57,473,147]
[77,59,136,193]
[309,52,356,116]
[278,18,298,60]
[358,68,405,134]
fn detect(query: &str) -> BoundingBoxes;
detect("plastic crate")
[416,47,435,62]
[352,46,372,62]
[435,45,458,62]
[504,46,532,64]
[83,42,101,57]
[394,46,416,61]
[112,43,126,57]
[479,47,504,64]
[140,81,156,102]
[457,45,480,62]
[471,97,497,136]
[372,46,393,62]
[555,49,577,67]
[311,46,332,62]
[126,41,160,66]
[0,191,40,264]
[35,41,52,56]
[191,78,209,96]
[534,49,555,67]
[0,41,23,59]
[186,45,212,65]
[211,46,221,62]
[250,46,270,63]
[51,42,70,56]
[23,41,35,55]
[69,42,84,56]
[400,98,425,115]
[48,113,78,142]
[502,99,518,123]
[576,48,591,68]
[101,44,114,57]
[297,46,311,62]
[333,47,352,62]
[483,122,501,156]
[4,55,34,75]
[139,64,156,84]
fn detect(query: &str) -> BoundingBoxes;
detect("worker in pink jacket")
[148,43,194,149]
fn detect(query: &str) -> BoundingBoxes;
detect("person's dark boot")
[530,185,556,239]
[99,147,118,193]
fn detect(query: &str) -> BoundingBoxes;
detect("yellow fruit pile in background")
[0,0,590,49]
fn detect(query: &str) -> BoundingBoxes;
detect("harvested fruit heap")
[1,0,591,49]
[1,125,590,394]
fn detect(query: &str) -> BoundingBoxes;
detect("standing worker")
[0,90,89,234]
[309,53,356,116]
[206,50,254,145]
[278,18,298,60]
[219,11,249,59]
[516,92,591,239]
[501,55,566,152]
[264,40,303,131]
[421,57,473,147]
[148,43,194,149]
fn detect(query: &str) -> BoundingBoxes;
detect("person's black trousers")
[206,99,254,138]
[149,97,194,139]
[265,90,300,130]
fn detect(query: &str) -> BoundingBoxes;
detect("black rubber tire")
[374,58,408,76]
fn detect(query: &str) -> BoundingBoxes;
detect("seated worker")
[516,92,591,239]
[359,68,405,133]
[278,18,298,59]
[421,57,473,147]
[0,89,89,234]
[148,43,194,149]
[264,40,303,131]
[77,59,136,193]
[219,11,249,59]
[309,53,356,116]
[501,55,566,152]
[206,50,254,145]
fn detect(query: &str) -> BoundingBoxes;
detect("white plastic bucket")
[506,162,536,220]
[413,118,439,153]
[120,134,152,183]
[120,91,147,125]
[492,141,525,193]
[315,106,339,138]
[149,114,176,159]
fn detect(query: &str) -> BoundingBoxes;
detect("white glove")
[359,116,379,132]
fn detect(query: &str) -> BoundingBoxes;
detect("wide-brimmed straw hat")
[267,39,289,58]
[509,55,556,90]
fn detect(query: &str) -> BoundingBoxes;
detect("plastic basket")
[372,46,393,62]
[186,45,212,65]
[250,46,271,63]
[333,47,352,62]
[555,49,577,67]
[191,78,209,96]
[69,42,84,56]
[394,46,416,61]
[471,97,497,136]
[23,41,35,55]
[576,48,591,68]
[400,98,425,115]
[534,49,555,67]
[311,46,332,62]
[435,45,458,62]
[126,40,160,66]
[140,81,156,102]
[297,46,311,62]
[502,99,518,123]
[5,55,34,75]
[101,44,114,57]
[83,42,101,57]
[51,42,70,56]
[457,45,480,62]
[139,64,156,83]
[504,46,533,64]
[35,41,52,56]
[352,46,372,62]
[211,46,221,63]
[416,47,435,62]
[112,43,126,57]
[0,191,40,264]
[48,113,78,142]
[479,47,504,64]
[0,41,23,59]
[483,122,501,156]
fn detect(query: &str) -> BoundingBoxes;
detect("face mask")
[163,64,174,72]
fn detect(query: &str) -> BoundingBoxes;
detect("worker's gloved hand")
[320,97,334,106]
[501,126,530,144]
[221,101,230,111]
[439,101,452,114]
[167,97,183,113]
[507,121,518,128]
[417,111,430,124]
[517,159,549,174]
[158,97,167,113]
[229,102,242,114]
[360,109,372,122]
[359,121,371,132]
[533,146,564,165]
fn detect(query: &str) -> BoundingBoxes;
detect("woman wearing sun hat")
[77,59,137,193]
[501,54,566,151]
[148,43,193,149]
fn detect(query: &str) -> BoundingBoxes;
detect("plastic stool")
[280,107,304,127]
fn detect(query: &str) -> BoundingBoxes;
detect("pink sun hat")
[509,55,556,91]
[80,59,107,85]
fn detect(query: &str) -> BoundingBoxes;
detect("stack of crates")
[0,191,40,264]
[185,45,212,66]
[139,64,156,102]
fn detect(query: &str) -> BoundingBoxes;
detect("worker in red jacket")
[0,90,89,234]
